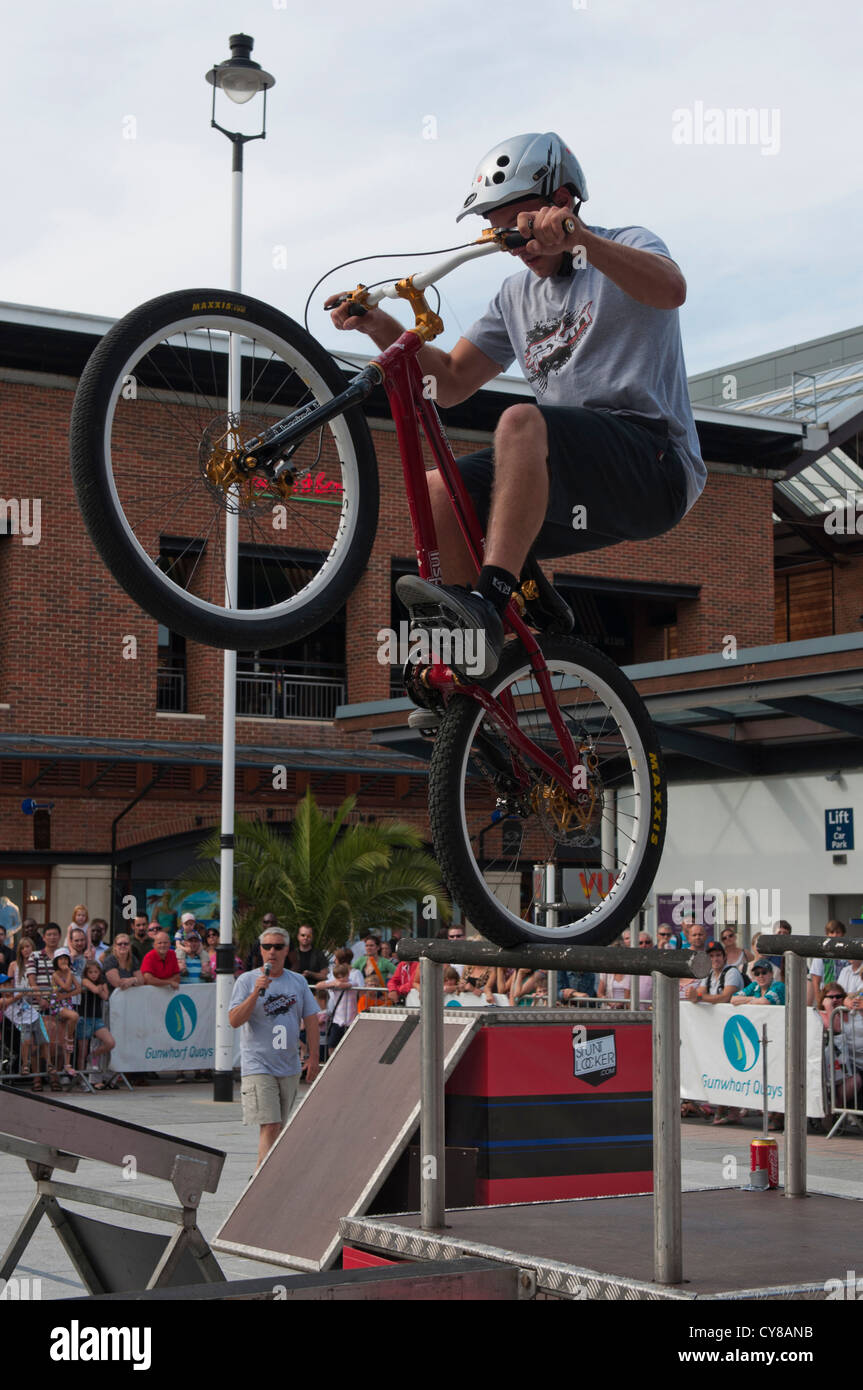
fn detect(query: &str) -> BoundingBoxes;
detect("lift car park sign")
[826,808,854,851]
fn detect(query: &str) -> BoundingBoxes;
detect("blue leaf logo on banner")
[722,1014,760,1072]
[165,994,198,1041]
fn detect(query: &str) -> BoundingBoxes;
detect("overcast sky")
[5,0,861,375]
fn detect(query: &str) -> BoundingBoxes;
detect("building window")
[157,625,187,712]
[1,873,49,928]
[774,564,834,642]
[237,553,346,720]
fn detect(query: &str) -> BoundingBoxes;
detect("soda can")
[750,1137,779,1189]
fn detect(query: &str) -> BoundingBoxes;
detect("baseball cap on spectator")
[53,946,71,960]
[181,912,197,925]
[706,941,725,955]
[185,929,201,940]
[752,962,772,974]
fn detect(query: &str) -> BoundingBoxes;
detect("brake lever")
[325,290,368,316]
[500,216,576,250]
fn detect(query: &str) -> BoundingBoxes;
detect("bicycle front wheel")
[428,635,666,947]
[70,289,379,651]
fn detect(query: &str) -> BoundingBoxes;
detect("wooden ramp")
[214,1011,479,1272]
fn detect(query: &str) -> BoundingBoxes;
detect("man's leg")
[257,1122,281,1167]
[428,404,549,585]
[405,404,687,680]
[402,406,549,679]
[483,404,549,577]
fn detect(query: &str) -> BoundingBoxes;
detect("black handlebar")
[501,215,575,251]
[326,292,368,317]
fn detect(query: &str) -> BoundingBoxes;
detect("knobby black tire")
[70,289,379,651]
[428,635,667,948]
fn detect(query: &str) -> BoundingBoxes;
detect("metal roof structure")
[722,357,863,521]
[363,632,863,781]
[0,733,428,779]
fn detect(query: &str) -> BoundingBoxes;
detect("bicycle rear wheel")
[428,635,666,947]
[70,289,378,651]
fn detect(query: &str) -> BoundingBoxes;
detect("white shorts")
[240,1072,300,1127]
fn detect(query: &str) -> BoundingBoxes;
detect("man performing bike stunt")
[71,132,685,945]
[329,131,705,679]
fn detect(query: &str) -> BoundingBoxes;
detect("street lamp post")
[205,35,275,1103]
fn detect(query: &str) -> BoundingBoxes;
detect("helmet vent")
[532,166,548,181]
[492,171,506,184]
[496,155,510,167]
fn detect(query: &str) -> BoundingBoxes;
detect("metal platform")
[341,1187,862,1300]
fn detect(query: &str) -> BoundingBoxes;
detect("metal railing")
[234,661,346,721]
[156,668,186,712]
[398,936,706,1287]
[757,934,863,1196]
[237,671,277,718]
[0,983,99,1091]
[159,662,346,721]
[281,674,345,721]
[823,1003,863,1138]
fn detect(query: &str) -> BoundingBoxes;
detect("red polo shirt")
[141,948,180,979]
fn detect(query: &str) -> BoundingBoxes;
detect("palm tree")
[161,789,450,955]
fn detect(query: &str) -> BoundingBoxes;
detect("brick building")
[1,304,861,932]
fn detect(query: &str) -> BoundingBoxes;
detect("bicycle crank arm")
[239,364,383,473]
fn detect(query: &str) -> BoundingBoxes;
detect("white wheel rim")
[453,655,655,940]
[101,314,362,626]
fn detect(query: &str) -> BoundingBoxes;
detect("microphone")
[260,962,271,996]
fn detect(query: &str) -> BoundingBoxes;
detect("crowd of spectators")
[0,905,245,1091]
[678,917,863,1132]
[2,905,861,1127]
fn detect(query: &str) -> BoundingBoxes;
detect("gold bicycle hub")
[202,429,295,506]
[531,751,601,835]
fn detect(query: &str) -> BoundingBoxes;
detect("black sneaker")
[519,552,575,635]
[396,576,504,680]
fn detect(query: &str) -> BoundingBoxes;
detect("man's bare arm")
[580,232,686,310]
[327,297,502,408]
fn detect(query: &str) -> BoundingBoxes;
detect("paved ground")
[1,1081,860,1299]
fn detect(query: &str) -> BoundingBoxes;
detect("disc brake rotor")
[529,771,603,847]
[198,416,296,514]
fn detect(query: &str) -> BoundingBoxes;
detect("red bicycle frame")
[374,329,582,797]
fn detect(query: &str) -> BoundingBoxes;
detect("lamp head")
[206,34,275,105]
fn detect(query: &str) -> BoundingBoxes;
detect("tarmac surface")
[1,1078,860,1299]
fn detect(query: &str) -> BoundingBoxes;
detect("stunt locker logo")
[573,1029,617,1086]
[264,993,296,1018]
[524,301,593,394]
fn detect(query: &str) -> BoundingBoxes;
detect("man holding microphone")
[229,926,320,1167]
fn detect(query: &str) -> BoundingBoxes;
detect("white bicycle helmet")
[456,132,588,223]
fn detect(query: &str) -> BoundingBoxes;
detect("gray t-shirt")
[230,968,318,1077]
[464,224,706,513]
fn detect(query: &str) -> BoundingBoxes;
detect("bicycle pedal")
[407,709,442,730]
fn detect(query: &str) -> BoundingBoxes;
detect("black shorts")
[455,404,689,559]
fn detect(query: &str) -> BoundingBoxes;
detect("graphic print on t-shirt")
[264,992,296,1017]
[524,300,593,394]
